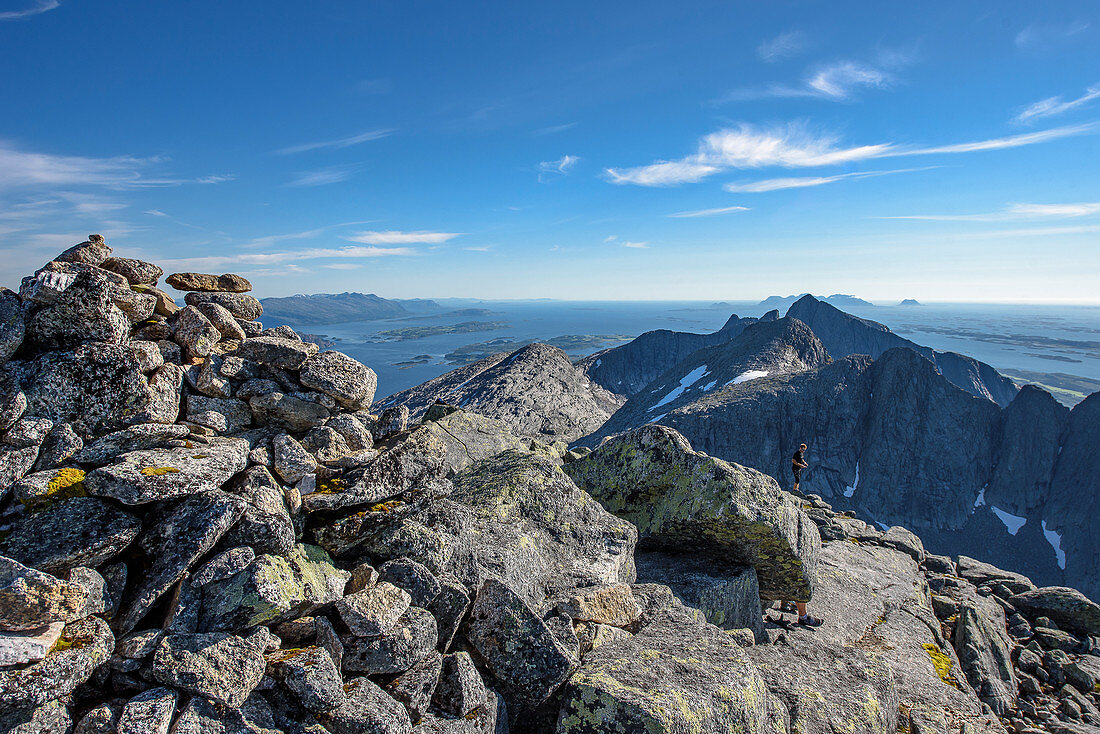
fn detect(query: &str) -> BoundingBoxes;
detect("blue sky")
[1,1,1099,303]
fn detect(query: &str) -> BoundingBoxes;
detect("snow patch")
[843,462,860,498]
[726,370,769,387]
[973,485,986,508]
[702,381,717,392]
[594,359,601,368]
[990,506,1026,536]
[648,365,710,412]
[1042,520,1067,570]
[875,522,890,532]
[648,413,667,424]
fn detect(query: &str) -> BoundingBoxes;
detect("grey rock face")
[565,424,819,602]
[434,651,487,717]
[194,301,247,341]
[343,605,438,675]
[299,350,378,409]
[0,556,88,631]
[268,645,346,713]
[0,288,24,365]
[234,336,320,370]
[250,391,331,431]
[1047,393,1100,601]
[577,312,771,398]
[0,370,27,431]
[323,676,413,734]
[223,465,296,555]
[379,558,441,607]
[1,497,141,575]
[337,582,413,636]
[185,291,263,320]
[404,408,532,477]
[56,235,112,266]
[75,422,190,465]
[465,578,574,716]
[138,363,184,424]
[166,272,252,293]
[557,602,786,734]
[150,631,266,707]
[882,525,926,562]
[19,342,152,437]
[116,687,177,734]
[117,491,245,633]
[25,271,130,349]
[1010,587,1100,636]
[988,385,1068,516]
[169,695,280,734]
[187,395,252,433]
[634,551,765,641]
[109,286,158,323]
[378,343,624,443]
[272,433,317,484]
[786,294,1018,406]
[954,600,1018,715]
[84,437,249,504]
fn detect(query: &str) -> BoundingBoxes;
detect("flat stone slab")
[564,424,820,601]
[84,437,249,504]
[1,496,141,575]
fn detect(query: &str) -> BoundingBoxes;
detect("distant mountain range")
[758,293,875,310]
[258,292,441,325]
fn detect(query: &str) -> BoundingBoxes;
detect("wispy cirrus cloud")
[880,202,1100,222]
[533,122,578,136]
[348,230,463,245]
[718,56,902,103]
[537,154,579,182]
[0,0,58,20]
[286,166,357,187]
[605,122,1095,187]
[620,241,649,249]
[1016,84,1100,123]
[157,245,417,271]
[1015,21,1089,52]
[276,129,394,155]
[667,205,750,218]
[757,31,806,62]
[723,166,935,193]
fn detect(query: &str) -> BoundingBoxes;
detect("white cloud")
[277,129,394,155]
[757,31,806,62]
[667,205,750,218]
[0,141,155,189]
[196,174,235,184]
[603,235,617,243]
[806,62,891,99]
[606,122,1095,187]
[348,230,463,245]
[157,245,417,271]
[724,167,934,193]
[145,209,168,217]
[1016,84,1100,123]
[881,201,1100,222]
[464,245,492,252]
[286,167,356,187]
[1015,21,1089,51]
[621,241,649,249]
[322,263,361,270]
[0,0,58,20]
[538,154,580,182]
[533,122,578,136]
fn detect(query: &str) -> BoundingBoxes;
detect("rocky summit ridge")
[0,236,1098,734]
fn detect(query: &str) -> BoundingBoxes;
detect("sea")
[259,299,1100,400]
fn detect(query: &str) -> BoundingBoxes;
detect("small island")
[899,298,922,306]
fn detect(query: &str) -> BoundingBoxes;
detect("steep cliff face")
[577,309,779,398]
[987,385,1068,516]
[786,295,1018,406]
[588,317,830,440]
[376,342,624,444]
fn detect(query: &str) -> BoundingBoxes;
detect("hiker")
[792,442,808,493]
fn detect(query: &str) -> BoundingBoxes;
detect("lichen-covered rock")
[0,620,65,666]
[117,491,246,633]
[185,291,263,320]
[564,424,820,602]
[272,433,317,484]
[465,579,575,716]
[30,423,82,472]
[0,444,39,496]
[321,676,413,734]
[414,690,503,734]
[198,544,349,632]
[116,687,177,734]
[173,305,223,360]
[0,697,72,733]
[129,340,164,373]
[434,651,488,717]
[1,496,141,575]
[56,235,111,266]
[187,395,252,433]
[0,556,88,631]
[556,602,787,734]
[150,631,266,707]
[25,271,130,349]
[342,605,438,675]
[84,437,249,504]
[379,558,442,608]
[957,556,1035,594]
[556,583,642,627]
[109,286,158,323]
[302,425,351,463]
[166,272,252,293]
[267,645,346,713]
[169,695,281,734]
[429,577,471,654]
[0,370,27,431]
[75,422,191,465]
[299,350,377,409]
[954,599,1018,716]
[222,465,296,555]
[406,408,533,476]
[387,649,442,721]
[131,283,180,317]
[326,413,374,452]
[250,391,331,432]
[100,256,164,286]
[0,288,24,365]
[377,405,410,439]
[0,616,114,710]
[1010,587,1100,637]
[19,342,152,437]
[337,582,413,636]
[138,363,184,424]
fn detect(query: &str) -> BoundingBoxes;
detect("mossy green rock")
[555,603,788,734]
[564,424,819,601]
[198,544,349,632]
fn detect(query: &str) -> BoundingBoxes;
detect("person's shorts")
[792,466,802,482]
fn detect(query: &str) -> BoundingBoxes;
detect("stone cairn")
[1,236,1099,734]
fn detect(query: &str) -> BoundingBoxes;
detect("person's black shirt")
[792,449,804,467]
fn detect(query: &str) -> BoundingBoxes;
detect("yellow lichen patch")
[141,466,180,476]
[922,643,959,689]
[368,500,403,514]
[313,478,347,495]
[50,629,90,654]
[191,454,209,459]
[22,467,87,511]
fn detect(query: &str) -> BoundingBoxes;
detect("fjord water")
[262,300,1100,399]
